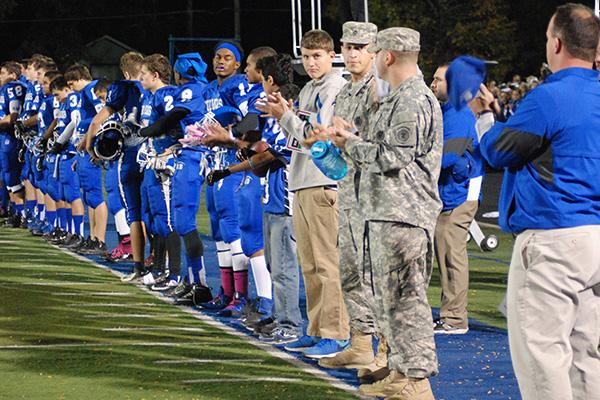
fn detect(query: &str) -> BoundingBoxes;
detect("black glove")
[235,147,255,162]
[49,142,66,154]
[13,121,25,139]
[206,169,231,186]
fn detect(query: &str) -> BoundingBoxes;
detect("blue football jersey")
[261,117,293,215]
[0,80,27,134]
[147,85,179,154]
[56,92,80,153]
[106,80,147,147]
[172,81,207,134]
[37,95,59,136]
[21,80,43,117]
[75,80,103,134]
[106,80,146,120]
[139,91,154,128]
[217,74,263,116]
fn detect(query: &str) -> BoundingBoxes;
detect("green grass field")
[0,215,513,399]
[0,229,358,400]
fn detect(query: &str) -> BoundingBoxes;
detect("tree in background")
[328,0,518,81]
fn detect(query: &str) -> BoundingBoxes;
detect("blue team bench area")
[72,221,520,400]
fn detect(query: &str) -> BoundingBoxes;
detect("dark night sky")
[0,0,588,80]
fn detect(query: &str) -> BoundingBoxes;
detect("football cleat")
[191,285,213,306]
[197,287,231,311]
[218,292,247,318]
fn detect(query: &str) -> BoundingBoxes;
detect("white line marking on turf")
[51,244,362,397]
[84,313,160,318]
[182,377,301,384]
[104,327,204,332]
[52,292,134,297]
[27,282,98,286]
[67,303,159,308]
[155,358,262,364]
[0,341,220,350]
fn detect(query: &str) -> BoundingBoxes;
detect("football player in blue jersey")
[17,55,53,229]
[198,41,249,312]
[47,76,86,247]
[204,52,301,333]
[24,58,58,234]
[91,78,134,261]
[221,46,276,319]
[0,61,27,227]
[192,45,271,319]
[136,54,182,291]
[30,70,61,237]
[139,52,213,304]
[64,64,107,254]
[39,73,67,242]
[83,52,146,265]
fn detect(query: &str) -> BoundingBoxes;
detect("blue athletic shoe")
[303,338,350,359]
[199,287,232,311]
[284,335,320,352]
[41,222,55,235]
[219,292,247,317]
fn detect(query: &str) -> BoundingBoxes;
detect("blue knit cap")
[446,55,487,110]
[174,52,208,84]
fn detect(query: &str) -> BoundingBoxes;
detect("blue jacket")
[479,67,600,233]
[439,102,483,211]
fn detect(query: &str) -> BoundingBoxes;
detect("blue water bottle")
[310,140,348,180]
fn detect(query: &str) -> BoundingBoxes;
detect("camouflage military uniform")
[335,71,379,335]
[344,28,443,377]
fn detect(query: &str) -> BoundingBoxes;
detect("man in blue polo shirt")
[470,4,600,399]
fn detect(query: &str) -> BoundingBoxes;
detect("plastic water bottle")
[310,140,348,180]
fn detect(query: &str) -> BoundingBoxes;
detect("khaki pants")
[507,225,600,400]
[434,200,478,328]
[293,187,349,340]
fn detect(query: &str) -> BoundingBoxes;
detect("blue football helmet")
[93,120,129,161]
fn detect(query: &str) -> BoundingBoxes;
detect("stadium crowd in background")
[0,2,599,400]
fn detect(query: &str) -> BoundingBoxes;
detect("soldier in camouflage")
[331,27,442,400]
[317,21,389,374]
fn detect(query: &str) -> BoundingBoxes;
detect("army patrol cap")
[368,27,420,53]
[340,21,378,45]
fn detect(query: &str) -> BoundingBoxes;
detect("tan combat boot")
[358,335,389,381]
[318,329,375,369]
[359,370,434,399]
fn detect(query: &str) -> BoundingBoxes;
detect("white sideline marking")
[84,313,160,318]
[52,292,134,297]
[67,303,159,308]
[182,377,301,384]
[0,341,220,350]
[32,272,102,277]
[156,358,262,364]
[7,265,64,269]
[51,245,362,397]
[104,327,205,332]
[27,282,98,286]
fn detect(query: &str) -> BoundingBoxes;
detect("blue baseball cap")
[445,55,487,110]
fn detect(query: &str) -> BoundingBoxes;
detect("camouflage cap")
[367,27,420,53]
[340,21,378,45]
